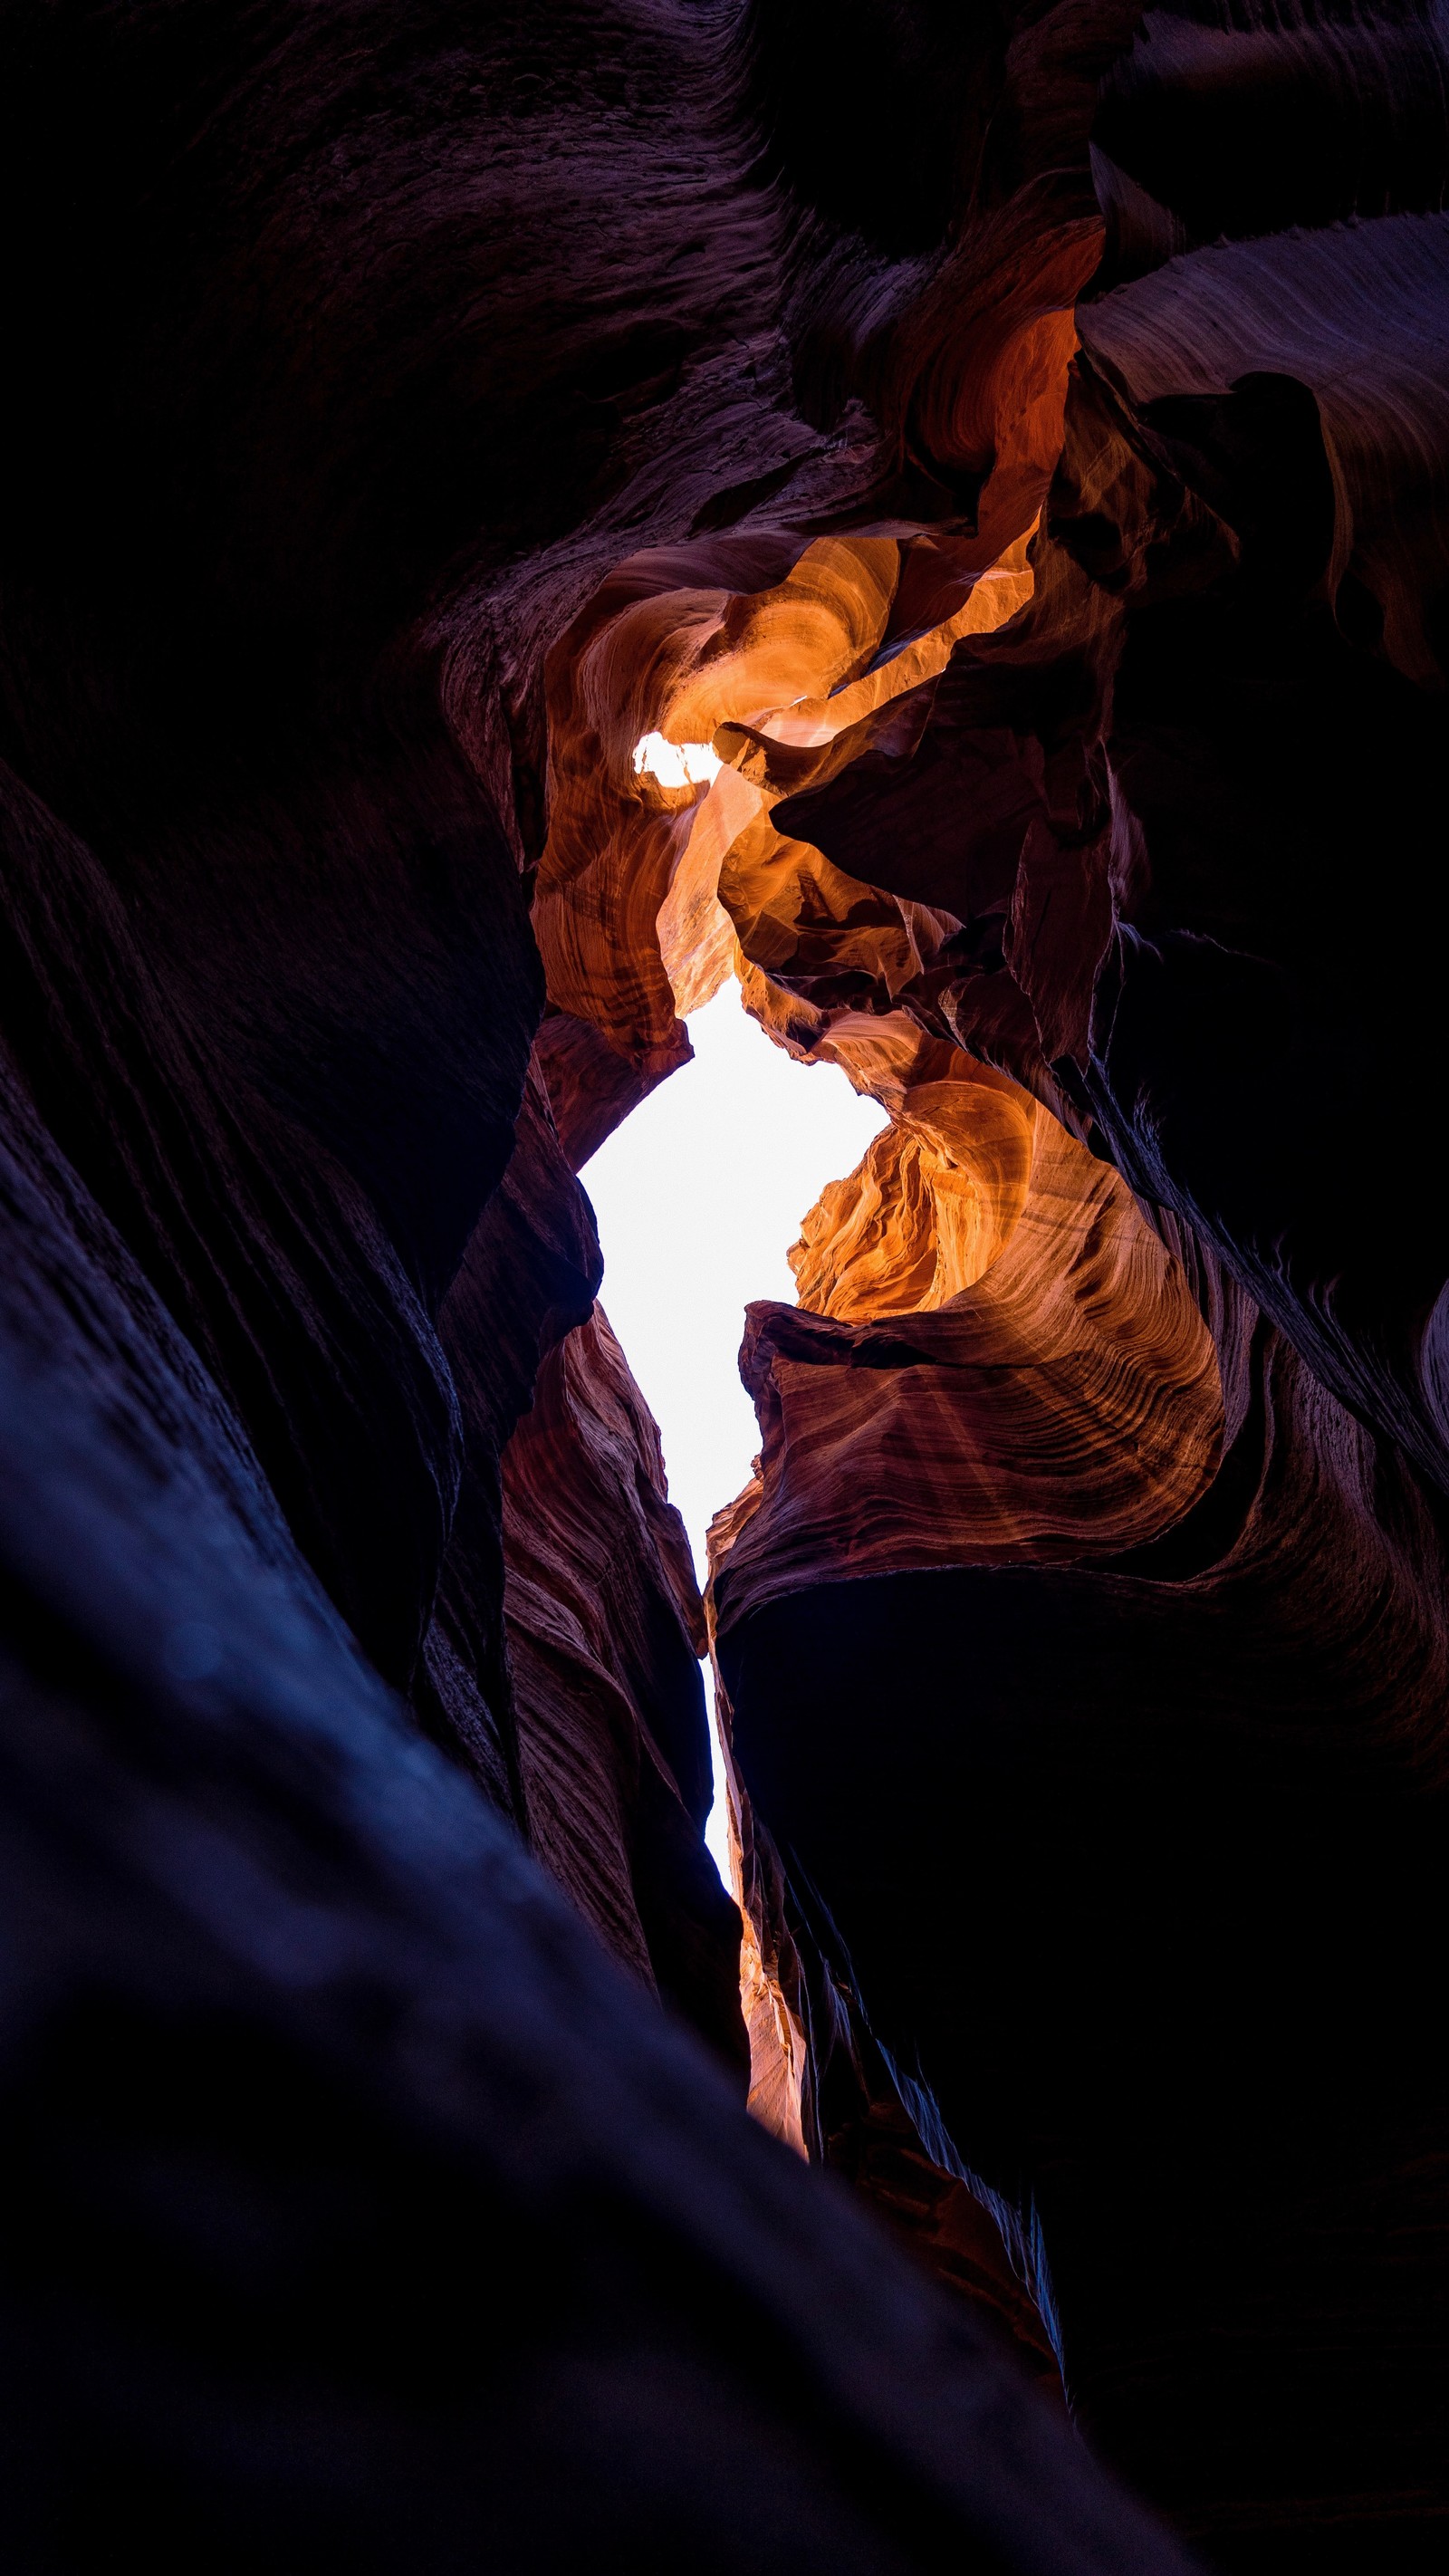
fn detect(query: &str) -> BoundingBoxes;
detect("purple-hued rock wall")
[2,5,1445,2565]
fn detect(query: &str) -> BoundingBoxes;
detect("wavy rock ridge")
[2,3,1446,2568]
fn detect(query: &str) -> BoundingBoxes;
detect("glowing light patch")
[633,731,722,790]
[582,977,887,1883]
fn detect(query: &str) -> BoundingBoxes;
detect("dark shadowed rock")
[3,2,1446,2566]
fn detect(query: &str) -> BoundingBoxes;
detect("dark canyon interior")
[1,3,1445,2568]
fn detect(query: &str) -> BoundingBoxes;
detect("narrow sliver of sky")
[580,976,886,1882]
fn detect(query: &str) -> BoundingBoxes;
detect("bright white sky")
[580,974,887,1880]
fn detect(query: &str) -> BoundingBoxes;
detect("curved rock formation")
[716,1078,1221,1619]
[717,1274,1449,2553]
[4,0,1447,2566]
[520,11,1449,2554]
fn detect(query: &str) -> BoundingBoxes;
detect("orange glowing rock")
[533,524,1039,1075]
[712,1091,1221,1634]
[506,89,1239,2421]
[788,1061,1037,1322]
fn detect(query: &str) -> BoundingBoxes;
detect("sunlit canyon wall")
[1,5,1445,2569]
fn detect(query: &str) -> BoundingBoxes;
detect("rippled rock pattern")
[2,2,1445,2568]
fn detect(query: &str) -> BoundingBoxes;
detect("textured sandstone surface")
[2,1,1447,2567]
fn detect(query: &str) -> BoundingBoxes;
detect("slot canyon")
[2,4,1446,2567]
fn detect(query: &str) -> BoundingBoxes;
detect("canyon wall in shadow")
[1,4,1444,2567]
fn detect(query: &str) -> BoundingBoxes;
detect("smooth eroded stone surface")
[5,1,1449,2564]
[715,1094,1221,1630]
[504,1304,749,2079]
[718,1281,1449,2555]
[0,1047,1195,2571]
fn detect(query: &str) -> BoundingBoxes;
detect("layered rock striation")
[2,1,1446,2568]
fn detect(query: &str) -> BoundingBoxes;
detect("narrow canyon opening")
[531,539,1051,1908]
[581,961,887,1881]
[528,539,1231,2210]
[9,8,1448,2553]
